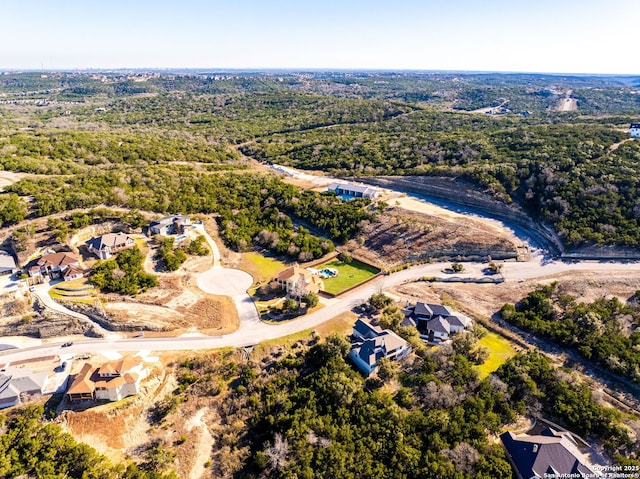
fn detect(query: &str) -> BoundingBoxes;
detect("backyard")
[474,331,517,379]
[238,251,288,284]
[317,259,380,295]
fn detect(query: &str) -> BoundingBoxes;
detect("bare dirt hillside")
[344,206,519,268]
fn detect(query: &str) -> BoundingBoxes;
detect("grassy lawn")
[50,277,97,303]
[317,259,379,295]
[475,331,517,379]
[238,251,288,283]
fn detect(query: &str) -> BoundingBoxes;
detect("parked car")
[61,342,73,348]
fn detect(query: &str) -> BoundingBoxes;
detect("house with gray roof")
[148,215,191,236]
[327,182,379,199]
[0,251,17,277]
[86,232,136,259]
[501,428,602,479]
[349,319,411,376]
[403,301,472,343]
[0,369,47,409]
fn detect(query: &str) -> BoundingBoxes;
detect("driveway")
[32,281,120,339]
[195,248,260,324]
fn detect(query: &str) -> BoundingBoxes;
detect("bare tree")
[265,433,289,471]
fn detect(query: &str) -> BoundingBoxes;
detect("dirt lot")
[105,276,239,335]
[391,270,640,323]
[344,205,519,269]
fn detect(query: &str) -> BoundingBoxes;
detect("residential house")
[630,123,640,138]
[501,428,602,479]
[275,265,324,298]
[0,251,17,277]
[148,215,191,236]
[0,370,48,409]
[26,252,81,281]
[403,302,472,343]
[327,181,380,199]
[86,232,136,260]
[67,355,147,403]
[349,319,411,376]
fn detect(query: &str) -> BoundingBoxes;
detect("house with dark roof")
[349,319,411,376]
[327,181,379,199]
[404,302,472,343]
[26,252,81,281]
[0,251,17,277]
[86,232,136,260]
[630,124,640,138]
[67,355,147,403]
[501,428,602,479]
[353,318,383,341]
[148,215,191,236]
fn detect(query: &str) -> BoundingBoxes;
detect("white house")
[67,355,147,403]
[349,319,411,376]
[630,124,640,138]
[327,182,379,199]
[26,252,81,281]
[148,215,191,236]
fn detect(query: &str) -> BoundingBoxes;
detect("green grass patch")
[475,331,517,379]
[317,259,379,295]
[238,251,289,283]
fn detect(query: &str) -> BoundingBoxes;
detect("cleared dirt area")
[105,277,239,335]
[0,170,28,190]
[391,270,640,324]
[344,205,519,268]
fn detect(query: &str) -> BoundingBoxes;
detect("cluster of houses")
[0,354,149,410]
[348,301,472,377]
[10,214,194,284]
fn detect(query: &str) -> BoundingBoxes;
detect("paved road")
[4,255,640,364]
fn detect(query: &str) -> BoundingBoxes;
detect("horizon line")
[2,67,640,77]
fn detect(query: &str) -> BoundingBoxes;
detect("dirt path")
[0,171,28,190]
[558,90,577,111]
[185,408,214,479]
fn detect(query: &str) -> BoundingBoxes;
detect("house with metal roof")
[501,428,602,479]
[148,215,191,236]
[0,370,47,409]
[349,319,411,376]
[327,181,380,199]
[630,123,640,138]
[0,251,17,277]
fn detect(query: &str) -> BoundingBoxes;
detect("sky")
[1,0,637,74]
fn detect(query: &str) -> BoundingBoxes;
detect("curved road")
[3,255,640,364]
